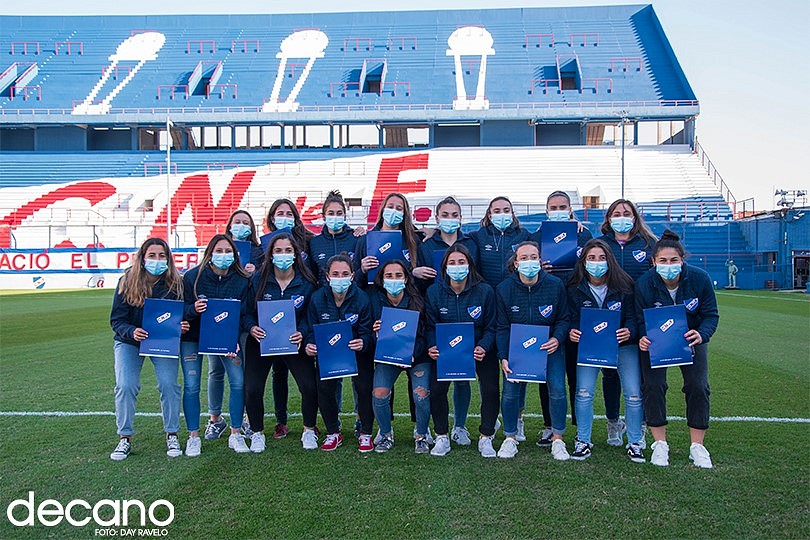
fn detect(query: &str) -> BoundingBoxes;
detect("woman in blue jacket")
[225,209,264,275]
[496,241,571,460]
[368,259,432,454]
[305,254,375,452]
[470,196,530,289]
[567,238,645,463]
[425,244,499,458]
[636,230,719,468]
[244,232,319,452]
[109,237,187,461]
[309,190,366,286]
[181,234,253,455]
[597,198,658,448]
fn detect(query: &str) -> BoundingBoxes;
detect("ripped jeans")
[574,344,642,445]
[372,362,431,437]
[180,341,245,432]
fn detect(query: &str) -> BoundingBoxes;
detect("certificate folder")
[233,240,253,269]
[506,324,549,383]
[374,307,419,368]
[644,304,693,368]
[314,320,358,380]
[139,298,183,358]
[577,308,620,369]
[540,221,578,268]
[257,300,298,356]
[198,298,241,355]
[436,322,476,381]
[366,231,403,284]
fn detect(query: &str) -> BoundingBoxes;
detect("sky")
[2,0,808,211]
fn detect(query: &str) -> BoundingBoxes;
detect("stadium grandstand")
[0,5,805,291]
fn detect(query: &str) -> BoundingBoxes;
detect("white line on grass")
[716,291,809,302]
[1,411,808,423]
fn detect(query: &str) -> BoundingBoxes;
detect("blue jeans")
[180,342,202,432]
[452,381,471,429]
[502,348,566,435]
[575,344,642,445]
[113,341,180,436]
[372,362,431,436]
[186,342,244,429]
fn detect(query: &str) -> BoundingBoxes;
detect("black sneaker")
[570,439,593,460]
[110,438,131,461]
[536,427,554,448]
[627,443,645,463]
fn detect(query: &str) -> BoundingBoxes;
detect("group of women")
[110,190,719,468]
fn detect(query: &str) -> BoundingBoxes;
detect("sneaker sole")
[273,433,288,439]
[496,452,516,459]
[430,449,451,456]
[110,454,129,461]
[481,452,497,458]
[166,451,182,458]
[185,451,200,458]
[629,456,646,463]
[321,442,342,451]
[570,454,590,461]
[536,441,552,447]
[358,447,374,453]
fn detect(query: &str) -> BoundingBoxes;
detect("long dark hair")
[372,192,420,268]
[371,259,424,313]
[506,240,540,274]
[599,198,657,246]
[440,244,483,284]
[225,209,260,246]
[652,229,687,259]
[267,198,314,252]
[480,195,522,229]
[568,238,634,294]
[255,232,317,301]
[119,237,184,307]
[193,234,249,298]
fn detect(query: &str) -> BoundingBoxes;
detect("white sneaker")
[651,440,670,466]
[689,443,713,469]
[166,435,182,458]
[250,432,266,453]
[497,438,519,459]
[228,433,250,453]
[430,435,451,456]
[301,429,318,450]
[451,426,471,446]
[185,435,201,458]
[551,438,570,461]
[478,436,497,458]
[516,417,526,442]
[414,426,435,445]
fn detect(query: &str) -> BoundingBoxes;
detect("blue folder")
[139,298,183,358]
[314,320,358,380]
[644,304,693,368]
[540,221,578,268]
[257,299,298,356]
[233,240,253,269]
[432,249,445,283]
[366,230,403,284]
[374,307,419,368]
[259,228,291,253]
[577,308,621,369]
[436,322,476,381]
[198,298,241,355]
[506,323,549,383]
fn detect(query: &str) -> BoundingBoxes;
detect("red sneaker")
[273,423,289,439]
[320,433,342,451]
[358,433,374,453]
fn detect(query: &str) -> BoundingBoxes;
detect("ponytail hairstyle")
[480,195,522,229]
[225,209,260,246]
[267,198,314,252]
[652,229,687,260]
[193,234,249,298]
[546,190,575,219]
[567,238,634,294]
[256,232,317,302]
[600,198,657,247]
[119,237,183,307]
[372,192,420,269]
[372,258,424,313]
[440,244,483,284]
[505,240,540,274]
[322,190,347,216]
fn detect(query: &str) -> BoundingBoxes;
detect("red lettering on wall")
[70,253,82,269]
[116,253,130,268]
[149,171,256,244]
[367,154,430,225]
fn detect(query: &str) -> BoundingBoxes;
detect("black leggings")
[538,339,578,426]
[244,337,318,432]
[317,353,374,435]
[430,351,500,437]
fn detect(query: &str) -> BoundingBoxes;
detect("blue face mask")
[446,264,469,282]
[324,215,345,232]
[491,213,513,231]
[547,210,570,222]
[610,216,634,234]
[585,260,608,278]
[517,259,541,279]
[438,218,461,234]
[272,253,295,271]
[274,216,295,230]
[211,253,234,270]
[656,263,682,281]
[229,223,252,240]
[329,276,352,294]
[383,279,406,296]
[382,208,404,227]
[144,258,168,276]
